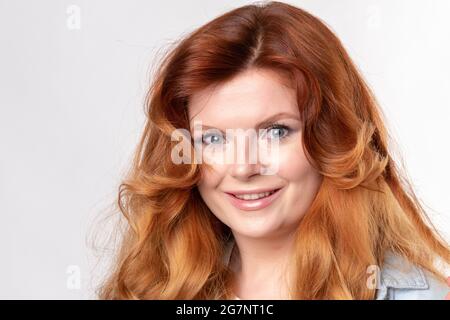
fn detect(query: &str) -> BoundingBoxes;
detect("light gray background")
[1,0,449,299]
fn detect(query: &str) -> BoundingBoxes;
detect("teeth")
[234,190,276,200]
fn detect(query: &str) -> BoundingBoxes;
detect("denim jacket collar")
[375,250,430,299]
[379,250,429,290]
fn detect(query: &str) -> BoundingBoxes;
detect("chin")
[232,225,280,239]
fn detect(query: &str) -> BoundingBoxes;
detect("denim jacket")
[223,239,449,300]
[375,250,448,300]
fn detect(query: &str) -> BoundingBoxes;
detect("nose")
[228,134,263,180]
[229,162,262,180]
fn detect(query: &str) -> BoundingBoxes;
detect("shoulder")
[376,251,449,300]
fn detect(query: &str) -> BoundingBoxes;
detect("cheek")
[276,143,322,221]
[196,165,230,223]
[197,163,226,194]
[275,141,319,182]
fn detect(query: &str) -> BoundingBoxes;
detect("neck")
[229,230,297,299]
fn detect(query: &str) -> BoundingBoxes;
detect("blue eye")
[202,132,225,145]
[197,124,291,146]
[264,124,290,140]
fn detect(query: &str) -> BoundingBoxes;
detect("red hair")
[97,1,450,299]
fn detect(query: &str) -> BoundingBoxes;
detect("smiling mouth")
[228,188,282,201]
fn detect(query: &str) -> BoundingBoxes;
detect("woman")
[97,1,450,299]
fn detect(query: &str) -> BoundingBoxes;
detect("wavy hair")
[97,1,450,299]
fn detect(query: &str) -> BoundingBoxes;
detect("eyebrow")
[193,112,301,132]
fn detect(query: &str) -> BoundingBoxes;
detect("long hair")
[96,1,450,299]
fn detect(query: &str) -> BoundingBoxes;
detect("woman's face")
[188,68,322,239]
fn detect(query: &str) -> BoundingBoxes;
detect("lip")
[224,187,284,211]
[224,187,282,196]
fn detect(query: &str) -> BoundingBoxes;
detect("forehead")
[188,68,299,126]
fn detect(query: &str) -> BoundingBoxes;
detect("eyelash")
[199,122,291,145]
[265,123,291,140]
